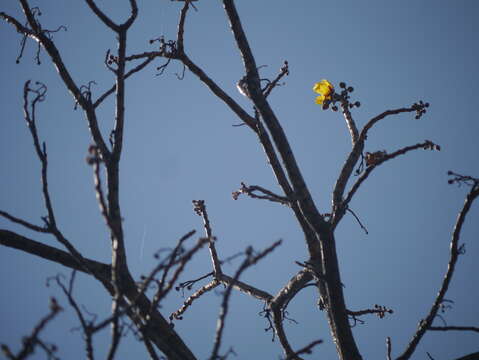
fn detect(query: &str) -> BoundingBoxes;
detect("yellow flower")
[313,79,334,104]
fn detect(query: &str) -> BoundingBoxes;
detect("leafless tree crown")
[1,1,478,360]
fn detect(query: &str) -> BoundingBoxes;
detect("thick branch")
[0,229,110,279]
[454,352,479,360]
[222,2,360,358]
[0,229,197,359]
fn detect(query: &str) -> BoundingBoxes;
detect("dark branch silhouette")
[0,1,477,360]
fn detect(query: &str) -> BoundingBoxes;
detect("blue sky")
[1,1,478,359]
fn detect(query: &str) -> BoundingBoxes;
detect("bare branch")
[192,200,223,276]
[386,337,392,360]
[11,1,111,160]
[86,145,115,237]
[270,270,315,360]
[222,0,328,243]
[52,272,95,360]
[347,305,394,328]
[232,182,291,206]
[94,54,157,108]
[19,81,100,277]
[170,279,221,321]
[90,233,205,334]
[347,305,394,319]
[0,229,197,359]
[218,274,273,302]
[263,60,289,98]
[346,207,368,235]
[271,305,300,360]
[332,102,428,220]
[272,270,314,310]
[149,236,208,312]
[22,81,55,225]
[284,339,323,360]
[447,171,479,188]
[0,210,49,233]
[84,0,119,31]
[428,326,479,333]
[142,336,161,360]
[396,180,479,360]
[210,240,282,360]
[1,297,62,360]
[337,140,441,228]
[0,230,110,279]
[0,11,35,36]
[176,0,189,53]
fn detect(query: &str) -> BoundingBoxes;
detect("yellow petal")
[313,79,334,96]
[313,82,324,93]
[315,94,326,104]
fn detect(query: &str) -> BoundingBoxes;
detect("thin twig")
[332,104,426,221]
[210,240,282,360]
[337,140,441,229]
[150,237,208,313]
[91,233,205,334]
[346,207,368,234]
[53,272,95,360]
[232,182,291,206]
[428,326,479,333]
[1,298,62,360]
[284,340,323,360]
[94,55,157,108]
[170,279,221,321]
[0,210,49,233]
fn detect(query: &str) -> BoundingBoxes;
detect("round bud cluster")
[412,100,430,119]
[323,81,361,112]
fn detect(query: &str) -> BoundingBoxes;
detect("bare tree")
[1,1,478,360]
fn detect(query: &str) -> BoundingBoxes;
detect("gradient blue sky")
[1,1,478,359]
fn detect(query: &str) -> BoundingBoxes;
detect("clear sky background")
[1,1,478,359]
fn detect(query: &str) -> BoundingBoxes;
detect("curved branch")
[396,185,479,360]
[335,140,441,228]
[94,55,157,108]
[84,0,120,31]
[0,11,35,36]
[332,105,418,220]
